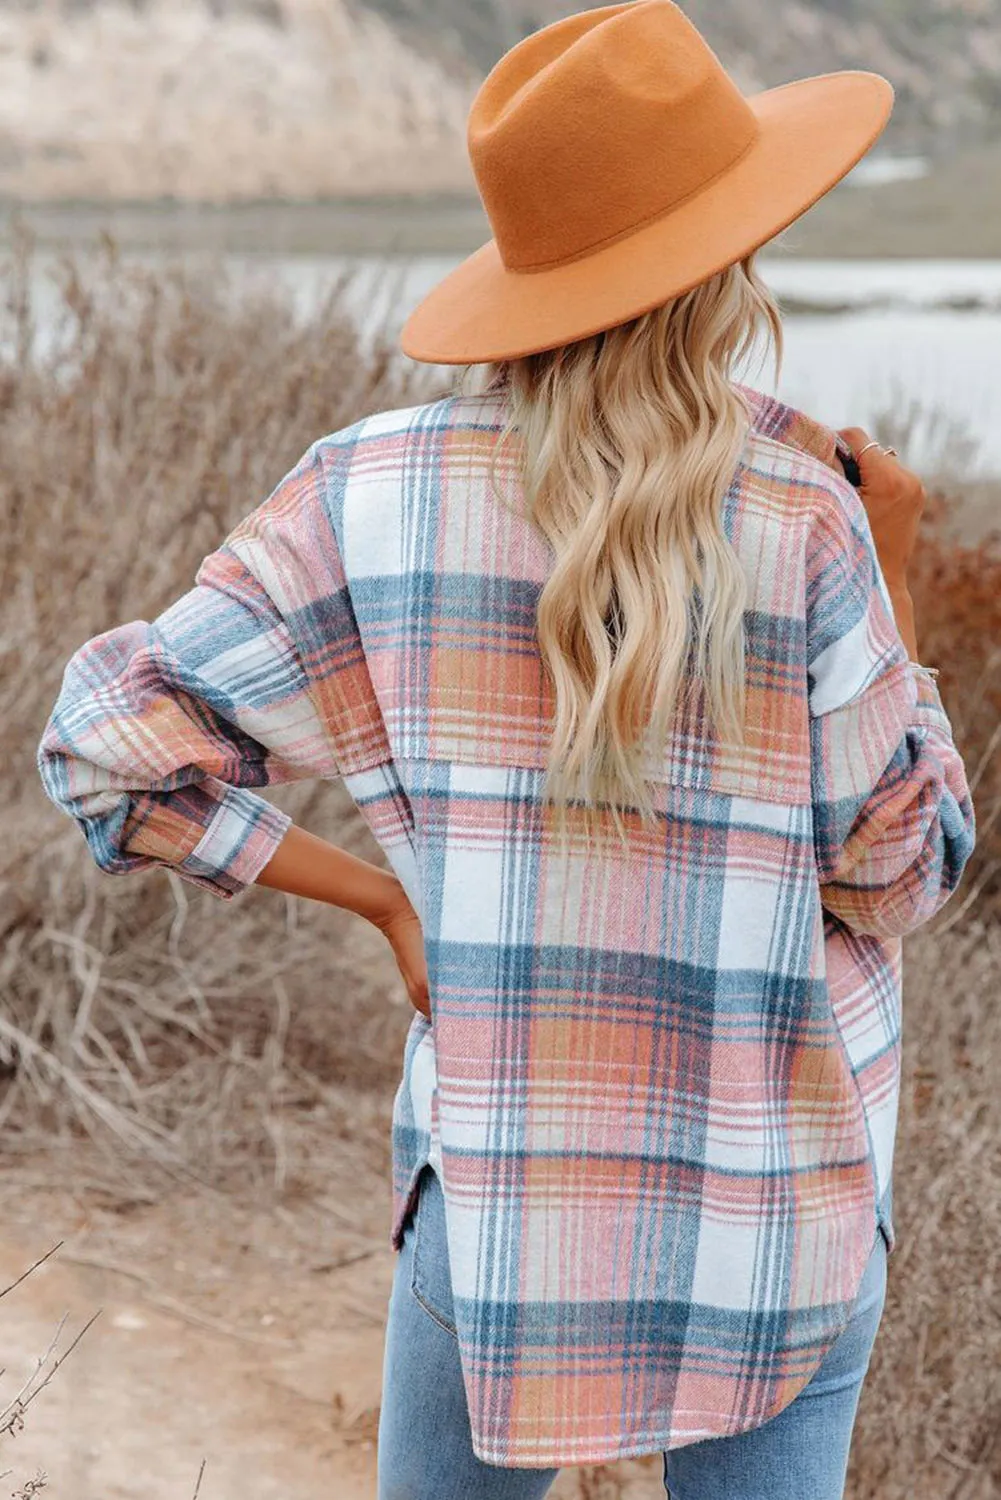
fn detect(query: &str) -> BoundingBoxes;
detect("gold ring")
[855,440,882,459]
[883,446,898,457]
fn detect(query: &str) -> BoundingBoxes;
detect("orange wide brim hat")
[400,1,893,366]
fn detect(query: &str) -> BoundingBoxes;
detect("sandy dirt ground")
[0,1169,664,1500]
[0,1174,391,1499]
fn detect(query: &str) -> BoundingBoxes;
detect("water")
[15,248,1001,475]
[253,253,1001,476]
[758,258,1001,309]
[845,154,929,188]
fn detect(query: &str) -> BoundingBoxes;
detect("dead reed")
[0,1242,98,1500]
[1,236,998,1499]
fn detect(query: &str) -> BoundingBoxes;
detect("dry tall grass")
[1,234,443,1197]
[1,238,998,1498]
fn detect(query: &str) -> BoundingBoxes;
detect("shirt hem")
[390,1152,432,1252]
[464,1201,884,1469]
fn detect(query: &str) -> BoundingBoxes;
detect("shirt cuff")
[176,785,294,899]
[908,661,953,738]
[120,778,294,901]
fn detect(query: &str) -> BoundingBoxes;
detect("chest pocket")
[381,573,811,807]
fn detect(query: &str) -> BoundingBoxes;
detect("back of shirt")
[37,380,977,1469]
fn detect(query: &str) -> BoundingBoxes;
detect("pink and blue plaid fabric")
[38,378,975,1468]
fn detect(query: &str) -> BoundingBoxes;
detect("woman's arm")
[255,822,406,920]
[806,456,976,939]
[38,444,376,897]
[886,582,918,662]
[38,441,431,1015]
[255,824,431,1019]
[837,425,924,661]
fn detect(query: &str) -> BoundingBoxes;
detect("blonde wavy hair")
[459,252,783,853]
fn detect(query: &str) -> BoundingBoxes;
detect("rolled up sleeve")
[37,441,385,900]
[807,474,977,940]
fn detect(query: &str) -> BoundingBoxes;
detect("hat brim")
[399,70,893,365]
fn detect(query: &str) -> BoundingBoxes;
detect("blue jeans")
[377,1164,888,1500]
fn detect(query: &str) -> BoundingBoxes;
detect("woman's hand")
[837,426,927,588]
[372,892,431,1022]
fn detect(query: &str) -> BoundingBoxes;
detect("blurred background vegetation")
[0,1,999,1495]
[0,0,998,252]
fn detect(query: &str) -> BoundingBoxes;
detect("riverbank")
[2,144,999,259]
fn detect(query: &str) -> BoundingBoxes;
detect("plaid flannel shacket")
[38,380,976,1468]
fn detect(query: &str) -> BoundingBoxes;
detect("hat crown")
[469,1,760,273]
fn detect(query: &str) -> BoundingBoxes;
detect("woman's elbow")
[37,739,140,875]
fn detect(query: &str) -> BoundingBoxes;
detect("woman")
[38,3,976,1498]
